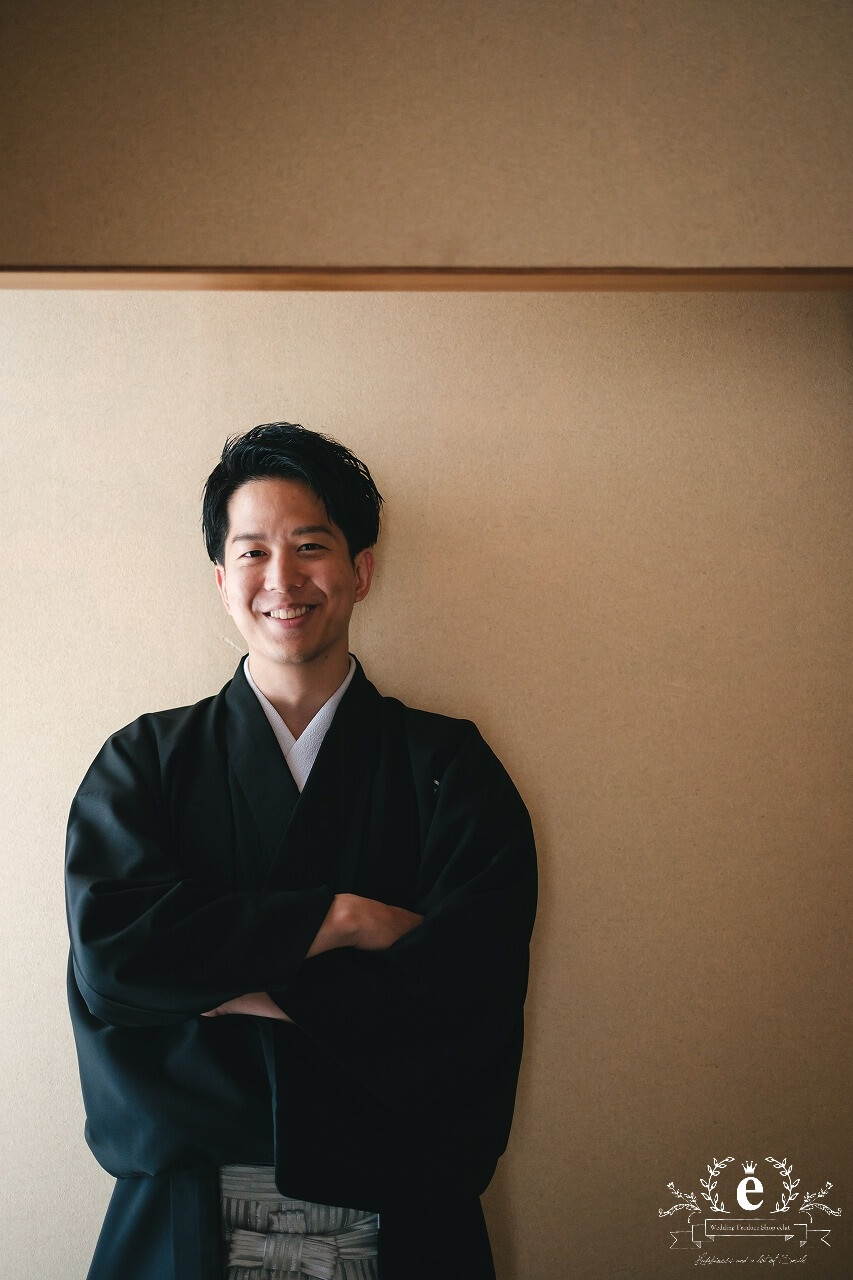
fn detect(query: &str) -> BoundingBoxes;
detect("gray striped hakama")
[220,1165,380,1280]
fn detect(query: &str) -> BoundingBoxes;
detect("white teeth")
[267,606,312,620]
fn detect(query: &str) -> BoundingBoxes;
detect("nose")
[264,549,305,593]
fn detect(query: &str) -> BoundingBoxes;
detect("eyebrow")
[230,524,336,543]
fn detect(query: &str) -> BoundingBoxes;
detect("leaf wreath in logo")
[764,1157,842,1219]
[658,1155,843,1222]
[658,1157,734,1219]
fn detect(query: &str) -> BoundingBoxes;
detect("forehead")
[226,476,333,532]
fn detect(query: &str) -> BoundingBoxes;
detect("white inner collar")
[243,655,356,792]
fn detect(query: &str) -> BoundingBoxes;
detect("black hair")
[202,421,383,564]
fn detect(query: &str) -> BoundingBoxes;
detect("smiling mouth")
[265,605,315,620]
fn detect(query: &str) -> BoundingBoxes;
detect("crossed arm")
[201,892,424,1022]
[68,716,535,1107]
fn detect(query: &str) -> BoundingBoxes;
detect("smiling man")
[213,475,373,726]
[66,422,537,1280]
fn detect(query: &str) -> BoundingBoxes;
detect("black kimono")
[65,657,537,1280]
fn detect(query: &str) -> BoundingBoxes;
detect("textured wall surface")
[0,0,851,267]
[0,291,849,1278]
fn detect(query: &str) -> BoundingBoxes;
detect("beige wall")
[1,0,851,268]
[0,290,849,1278]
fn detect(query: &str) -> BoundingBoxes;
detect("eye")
[240,549,266,559]
[298,542,326,552]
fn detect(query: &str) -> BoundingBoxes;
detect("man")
[66,422,537,1280]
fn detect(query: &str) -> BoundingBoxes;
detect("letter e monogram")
[736,1177,764,1210]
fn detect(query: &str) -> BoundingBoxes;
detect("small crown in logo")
[742,1161,757,1175]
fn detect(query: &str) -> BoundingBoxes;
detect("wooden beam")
[0,266,850,290]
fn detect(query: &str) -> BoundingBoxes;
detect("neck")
[248,649,351,739]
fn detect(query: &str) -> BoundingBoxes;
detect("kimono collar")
[223,655,384,890]
[242,654,357,791]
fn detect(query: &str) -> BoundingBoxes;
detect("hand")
[348,896,425,951]
[306,893,424,956]
[202,992,292,1022]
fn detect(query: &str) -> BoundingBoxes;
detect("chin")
[269,643,330,667]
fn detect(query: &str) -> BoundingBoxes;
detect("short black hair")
[202,422,383,564]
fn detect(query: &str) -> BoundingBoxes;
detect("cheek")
[336,577,360,605]
[323,570,354,598]
[221,578,253,615]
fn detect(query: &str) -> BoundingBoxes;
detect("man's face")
[214,477,373,679]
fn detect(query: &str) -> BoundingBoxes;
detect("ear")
[214,563,232,615]
[353,549,375,602]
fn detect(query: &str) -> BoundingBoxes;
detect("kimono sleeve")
[66,719,333,1027]
[272,723,537,1108]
